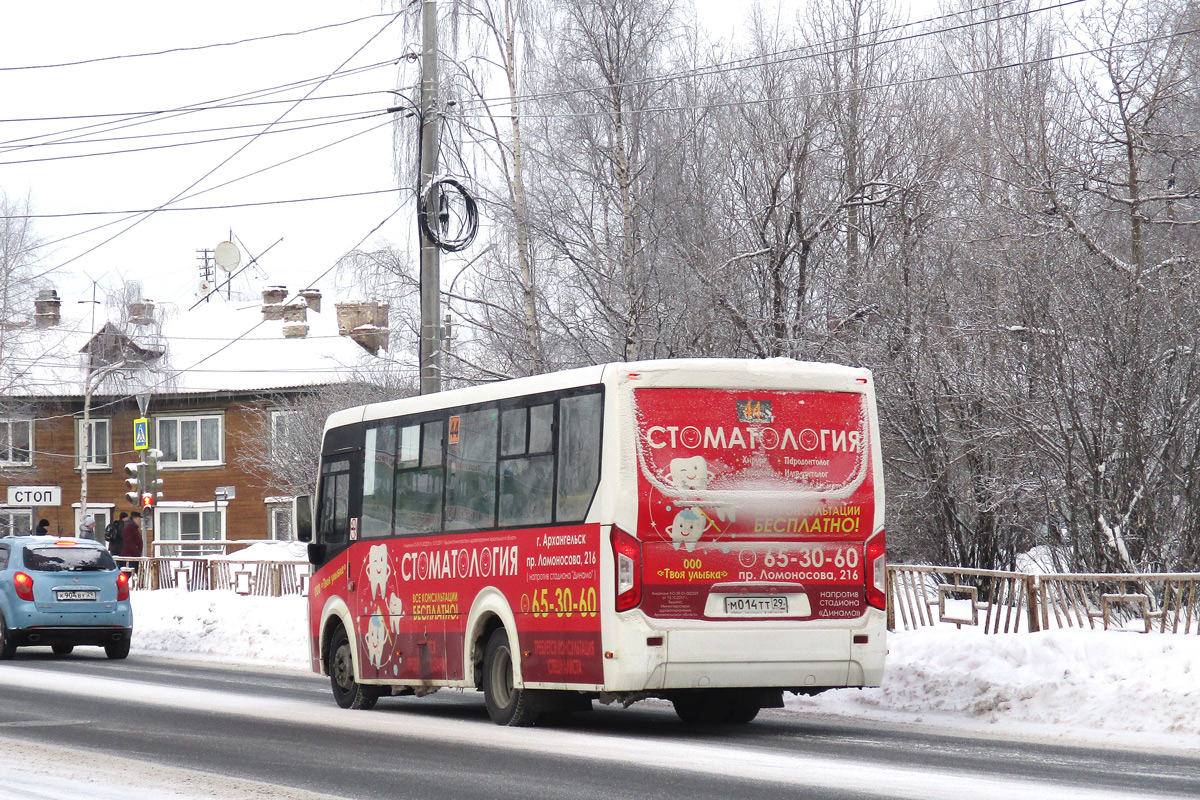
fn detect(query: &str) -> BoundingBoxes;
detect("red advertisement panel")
[308,523,603,686]
[633,388,875,620]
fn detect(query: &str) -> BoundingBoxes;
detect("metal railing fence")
[888,565,1200,634]
[117,556,310,597]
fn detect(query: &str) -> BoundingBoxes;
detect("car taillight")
[865,530,886,610]
[611,526,642,611]
[117,571,131,601]
[14,572,34,602]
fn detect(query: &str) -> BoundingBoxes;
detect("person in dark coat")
[34,519,49,536]
[121,512,144,561]
[105,512,127,556]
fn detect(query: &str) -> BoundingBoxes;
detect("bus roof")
[326,357,872,430]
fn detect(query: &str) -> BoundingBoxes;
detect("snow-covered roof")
[1,292,380,400]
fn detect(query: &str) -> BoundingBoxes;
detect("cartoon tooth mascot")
[365,543,391,602]
[668,456,709,491]
[363,612,388,669]
[666,508,706,552]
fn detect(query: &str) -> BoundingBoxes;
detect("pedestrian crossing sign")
[133,418,149,450]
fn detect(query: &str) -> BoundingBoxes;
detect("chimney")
[283,323,309,339]
[336,300,390,355]
[299,288,322,313]
[283,300,308,324]
[128,298,155,325]
[262,286,288,321]
[34,289,62,328]
[262,286,287,305]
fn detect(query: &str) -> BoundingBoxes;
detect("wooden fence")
[117,557,310,597]
[888,565,1200,634]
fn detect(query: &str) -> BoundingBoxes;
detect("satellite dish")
[214,241,241,272]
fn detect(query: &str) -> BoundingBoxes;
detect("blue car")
[0,535,133,659]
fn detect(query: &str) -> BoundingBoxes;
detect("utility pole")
[418,0,442,395]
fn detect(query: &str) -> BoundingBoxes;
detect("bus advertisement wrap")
[633,388,876,620]
[310,524,603,686]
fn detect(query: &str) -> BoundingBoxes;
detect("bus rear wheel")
[482,628,541,726]
[672,691,760,725]
[328,626,379,710]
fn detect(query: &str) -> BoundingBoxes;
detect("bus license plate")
[725,596,787,615]
[55,590,97,602]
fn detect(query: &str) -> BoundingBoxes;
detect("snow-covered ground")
[119,585,1200,754]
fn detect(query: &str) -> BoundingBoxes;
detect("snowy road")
[0,652,1197,800]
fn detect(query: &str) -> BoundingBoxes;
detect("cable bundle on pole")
[418,176,478,252]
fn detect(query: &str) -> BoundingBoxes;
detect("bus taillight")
[612,527,642,611]
[865,530,886,610]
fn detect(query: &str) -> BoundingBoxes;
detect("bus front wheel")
[483,628,541,726]
[328,626,379,710]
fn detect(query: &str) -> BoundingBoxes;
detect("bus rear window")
[634,388,868,495]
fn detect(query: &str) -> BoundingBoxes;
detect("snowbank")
[130,590,1200,750]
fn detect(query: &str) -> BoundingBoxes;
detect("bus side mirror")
[307,543,327,566]
[294,495,313,542]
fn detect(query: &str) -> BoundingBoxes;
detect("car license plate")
[724,596,787,615]
[55,590,97,602]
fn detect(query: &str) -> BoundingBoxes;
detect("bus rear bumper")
[604,609,886,692]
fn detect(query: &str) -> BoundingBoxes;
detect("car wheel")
[327,626,378,710]
[0,616,15,660]
[105,638,131,660]
[52,644,74,656]
[482,628,542,726]
[724,700,761,724]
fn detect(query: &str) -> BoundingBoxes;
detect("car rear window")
[23,547,116,572]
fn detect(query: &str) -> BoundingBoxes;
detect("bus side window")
[445,409,498,531]
[556,393,602,522]
[395,420,445,535]
[362,423,396,539]
[499,404,554,527]
[318,459,350,547]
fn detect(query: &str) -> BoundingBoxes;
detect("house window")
[270,410,299,464]
[0,509,33,538]
[157,505,225,555]
[0,420,33,466]
[157,414,223,467]
[76,418,111,470]
[269,503,294,541]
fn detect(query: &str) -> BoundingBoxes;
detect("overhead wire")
[452,0,1086,115]
[0,110,392,167]
[0,13,396,72]
[26,11,405,285]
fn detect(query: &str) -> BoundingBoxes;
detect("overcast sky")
[2,0,925,319]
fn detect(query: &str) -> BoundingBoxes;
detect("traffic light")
[141,492,156,514]
[146,448,164,505]
[124,461,146,507]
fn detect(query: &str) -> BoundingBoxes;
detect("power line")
[0,111,391,167]
[12,203,409,427]
[32,117,398,251]
[459,25,1199,122]
[29,13,405,284]
[1,188,400,219]
[453,0,1084,115]
[0,14,397,72]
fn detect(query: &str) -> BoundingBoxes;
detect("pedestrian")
[120,511,144,563]
[105,512,127,556]
[34,518,49,536]
[79,515,96,539]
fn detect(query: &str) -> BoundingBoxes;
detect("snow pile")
[131,590,309,667]
[131,589,1200,747]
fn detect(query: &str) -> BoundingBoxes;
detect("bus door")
[306,446,360,672]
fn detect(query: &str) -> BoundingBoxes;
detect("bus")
[296,358,886,725]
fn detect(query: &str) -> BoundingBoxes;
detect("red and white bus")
[296,358,886,725]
